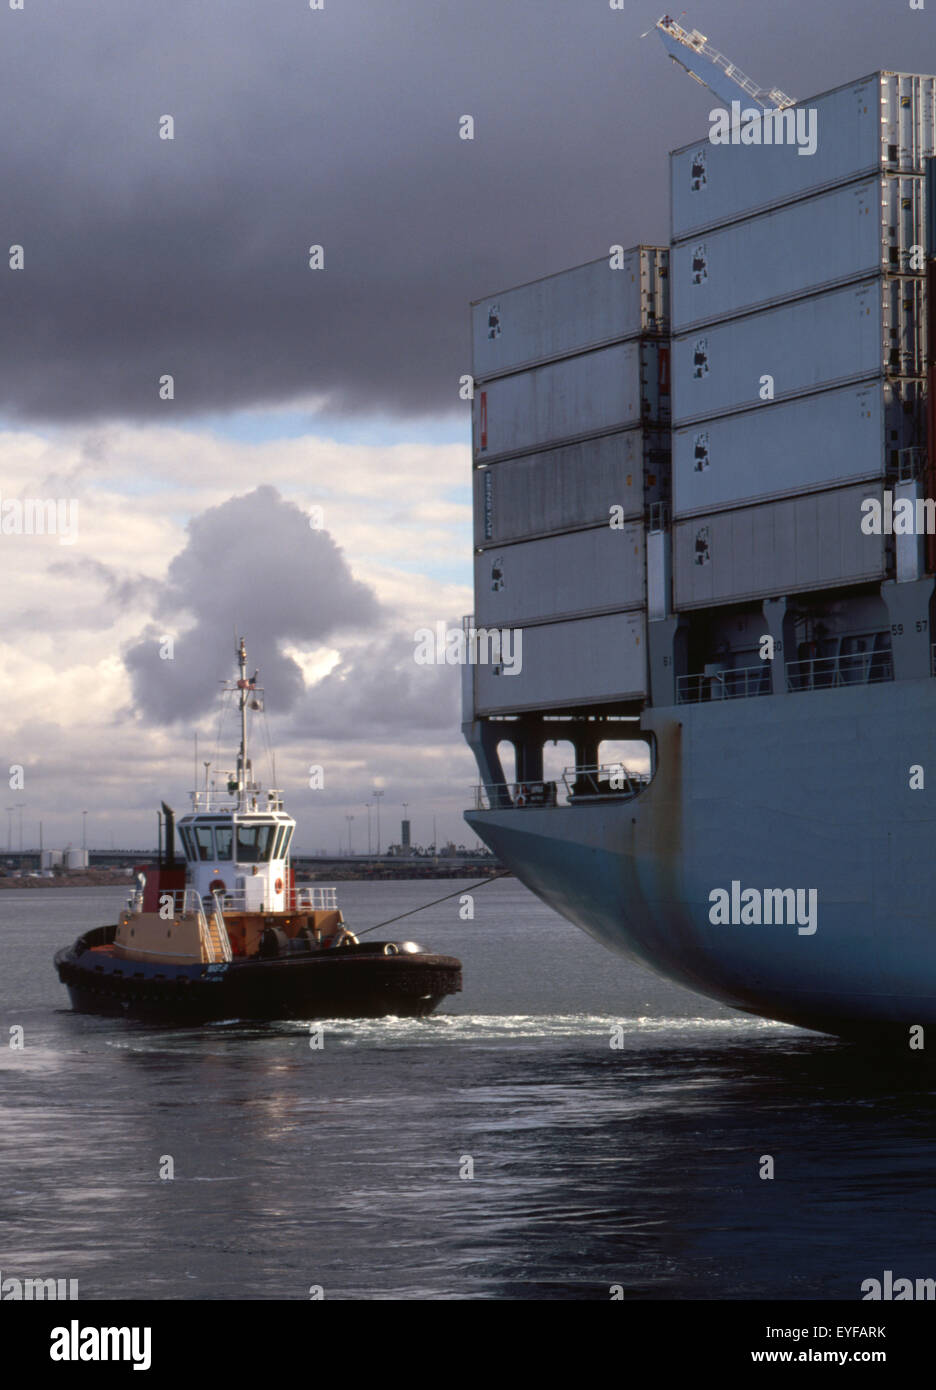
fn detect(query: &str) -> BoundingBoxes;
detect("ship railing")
[562,764,652,801]
[125,887,205,918]
[786,650,893,692]
[676,664,771,704]
[472,781,560,810]
[206,885,338,913]
[472,769,652,809]
[290,886,338,912]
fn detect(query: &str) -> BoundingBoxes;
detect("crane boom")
[655,15,794,111]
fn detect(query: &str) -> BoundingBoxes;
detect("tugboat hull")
[55,929,462,1023]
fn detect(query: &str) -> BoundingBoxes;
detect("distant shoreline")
[0,866,507,889]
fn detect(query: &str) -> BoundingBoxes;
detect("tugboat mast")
[236,636,250,811]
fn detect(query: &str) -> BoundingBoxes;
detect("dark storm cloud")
[124,485,382,721]
[290,628,461,742]
[1,0,897,424]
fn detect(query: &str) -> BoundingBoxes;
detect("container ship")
[463,19,936,1037]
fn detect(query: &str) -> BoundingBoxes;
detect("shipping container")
[673,483,888,609]
[671,72,936,242]
[472,610,647,715]
[472,248,668,382]
[673,380,922,516]
[671,176,922,332]
[473,428,669,546]
[672,278,924,426]
[475,522,645,626]
[474,340,669,461]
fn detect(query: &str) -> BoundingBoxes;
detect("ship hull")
[466,677,936,1037]
[55,936,462,1023]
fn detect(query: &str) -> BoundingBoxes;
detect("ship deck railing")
[562,764,652,802]
[785,650,893,692]
[472,767,651,810]
[205,886,338,914]
[677,664,771,704]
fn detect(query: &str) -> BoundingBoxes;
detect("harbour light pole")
[372,788,384,856]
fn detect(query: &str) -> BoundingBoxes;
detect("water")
[1,878,934,1300]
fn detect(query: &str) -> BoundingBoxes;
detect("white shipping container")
[473,611,647,714]
[474,429,669,546]
[475,523,645,627]
[673,483,887,609]
[671,72,936,241]
[472,248,668,382]
[672,279,924,426]
[474,340,669,461]
[674,380,924,516]
[671,176,921,332]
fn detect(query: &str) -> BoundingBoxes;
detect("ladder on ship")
[203,899,233,963]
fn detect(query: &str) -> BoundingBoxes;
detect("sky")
[0,0,929,854]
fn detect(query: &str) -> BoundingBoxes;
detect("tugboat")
[55,639,462,1022]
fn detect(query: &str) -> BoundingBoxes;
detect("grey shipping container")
[673,482,888,609]
[674,380,922,517]
[475,523,645,627]
[671,72,936,242]
[672,278,924,426]
[474,340,670,461]
[474,428,669,547]
[472,248,668,382]
[472,610,647,715]
[671,176,922,332]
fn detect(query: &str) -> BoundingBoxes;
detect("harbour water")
[2,878,934,1301]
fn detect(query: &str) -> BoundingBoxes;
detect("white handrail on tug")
[207,885,338,913]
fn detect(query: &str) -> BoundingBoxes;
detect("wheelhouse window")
[194,825,215,861]
[235,822,277,862]
[271,824,294,860]
[179,826,196,861]
[214,825,233,861]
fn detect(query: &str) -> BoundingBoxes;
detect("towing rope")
[354,870,512,939]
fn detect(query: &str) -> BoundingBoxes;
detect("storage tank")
[64,848,89,871]
[41,849,63,870]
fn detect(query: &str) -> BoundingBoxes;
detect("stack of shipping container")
[669,72,933,608]
[469,248,670,713]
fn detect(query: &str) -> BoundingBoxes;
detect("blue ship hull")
[466,678,936,1036]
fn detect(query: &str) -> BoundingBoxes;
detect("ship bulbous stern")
[466,691,936,1039]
